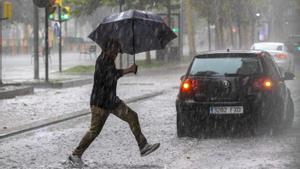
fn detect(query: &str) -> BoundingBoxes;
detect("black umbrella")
[88,9,177,64]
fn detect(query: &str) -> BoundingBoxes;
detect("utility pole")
[33,0,52,81]
[0,16,3,86]
[213,0,220,50]
[0,1,12,85]
[208,19,211,51]
[207,3,212,51]
[167,0,171,27]
[236,0,242,49]
[33,4,39,79]
[165,0,171,62]
[45,7,49,81]
[179,0,184,58]
[58,5,62,72]
[183,0,196,57]
[119,0,123,69]
[49,1,71,73]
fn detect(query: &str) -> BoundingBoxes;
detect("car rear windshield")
[189,55,263,76]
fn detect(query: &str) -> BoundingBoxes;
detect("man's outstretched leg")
[113,101,160,157]
[69,106,109,167]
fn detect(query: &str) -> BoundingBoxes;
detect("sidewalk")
[0,63,187,138]
[1,52,158,82]
[2,52,95,82]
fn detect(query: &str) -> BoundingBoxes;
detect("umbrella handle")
[133,54,137,74]
[134,64,138,74]
[133,54,135,65]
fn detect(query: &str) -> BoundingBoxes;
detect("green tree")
[65,0,177,17]
[192,0,266,49]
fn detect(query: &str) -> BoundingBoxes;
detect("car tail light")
[275,53,287,59]
[253,76,273,91]
[180,79,198,92]
[180,79,192,92]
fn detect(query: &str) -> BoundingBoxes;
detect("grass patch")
[63,65,95,74]
[63,58,190,75]
[136,57,191,69]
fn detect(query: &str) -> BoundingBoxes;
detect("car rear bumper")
[176,99,259,123]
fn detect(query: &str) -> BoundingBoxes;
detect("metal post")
[208,19,211,51]
[58,6,62,72]
[165,0,171,62]
[207,3,212,51]
[0,18,2,85]
[252,17,255,44]
[179,0,184,59]
[119,0,123,68]
[236,0,242,49]
[167,0,171,27]
[45,7,49,81]
[34,5,39,79]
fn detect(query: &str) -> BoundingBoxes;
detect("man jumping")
[69,40,160,167]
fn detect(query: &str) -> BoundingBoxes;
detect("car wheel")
[177,111,193,137]
[284,97,294,128]
[177,112,186,137]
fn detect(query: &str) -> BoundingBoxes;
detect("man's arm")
[120,64,137,75]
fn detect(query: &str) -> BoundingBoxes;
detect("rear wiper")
[224,73,240,76]
[195,71,219,76]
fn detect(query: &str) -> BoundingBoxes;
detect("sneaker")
[68,154,84,168]
[140,143,160,157]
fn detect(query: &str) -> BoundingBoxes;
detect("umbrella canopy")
[88,9,177,55]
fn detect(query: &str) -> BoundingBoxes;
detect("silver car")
[250,42,295,74]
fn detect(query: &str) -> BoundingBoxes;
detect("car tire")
[177,112,185,137]
[177,111,192,137]
[284,97,294,128]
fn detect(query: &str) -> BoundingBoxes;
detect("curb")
[0,90,164,140]
[0,85,34,100]
[22,78,93,89]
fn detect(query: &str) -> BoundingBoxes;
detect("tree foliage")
[65,0,179,16]
[191,0,267,49]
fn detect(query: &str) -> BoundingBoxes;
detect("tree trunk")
[183,0,196,57]
[213,0,221,50]
[33,4,39,79]
[236,1,242,49]
[230,23,235,49]
[219,18,225,49]
[75,18,78,37]
[207,19,211,51]
[242,24,251,49]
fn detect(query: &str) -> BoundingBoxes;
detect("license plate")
[210,106,243,114]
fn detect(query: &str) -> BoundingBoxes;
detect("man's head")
[103,39,121,60]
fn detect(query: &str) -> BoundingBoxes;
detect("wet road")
[0,65,300,169]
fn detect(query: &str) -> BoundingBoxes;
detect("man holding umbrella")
[69,9,176,167]
[69,39,160,166]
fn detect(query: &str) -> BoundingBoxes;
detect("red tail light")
[253,76,273,91]
[180,79,192,92]
[180,79,198,92]
[275,53,287,59]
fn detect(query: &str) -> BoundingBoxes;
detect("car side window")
[262,53,282,80]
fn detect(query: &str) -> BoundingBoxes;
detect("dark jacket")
[90,53,123,109]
